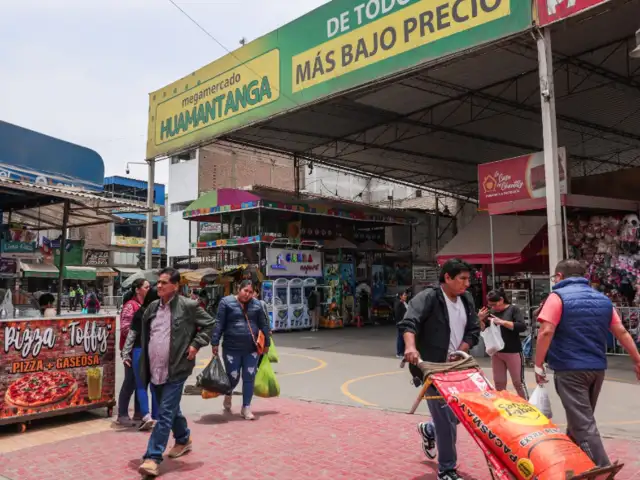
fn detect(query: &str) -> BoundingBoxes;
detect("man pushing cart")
[398,259,625,480]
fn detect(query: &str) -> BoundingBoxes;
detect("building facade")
[167,141,475,267]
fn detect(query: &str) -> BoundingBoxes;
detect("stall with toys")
[486,194,640,352]
[181,186,417,332]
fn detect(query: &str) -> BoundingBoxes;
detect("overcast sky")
[1,0,328,188]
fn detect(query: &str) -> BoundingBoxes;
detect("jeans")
[133,347,158,419]
[144,380,190,464]
[223,350,260,407]
[396,330,405,356]
[554,370,610,467]
[426,386,459,473]
[117,363,140,418]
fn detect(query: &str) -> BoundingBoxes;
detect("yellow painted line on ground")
[340,371,402,407]
[278,352,328,378]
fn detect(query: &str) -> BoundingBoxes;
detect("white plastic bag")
[529,384,553,419]
[480,321,504,356]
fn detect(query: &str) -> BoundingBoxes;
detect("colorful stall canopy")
[64,266,97,281]
[183,186,416,226]
[180,268,219,285]
[20,261,59,278]
[436,215,547,265]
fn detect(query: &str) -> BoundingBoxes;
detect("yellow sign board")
[292,0,510,93]
[114,236,161,248]
[150,49,280,154]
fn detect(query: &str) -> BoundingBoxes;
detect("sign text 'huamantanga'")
[155,49,280,145]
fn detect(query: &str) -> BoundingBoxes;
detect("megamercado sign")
[266,248,324,277]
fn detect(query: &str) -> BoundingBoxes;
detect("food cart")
[0,314,117,432]
[0,178,149,432]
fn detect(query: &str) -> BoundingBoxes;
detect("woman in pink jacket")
[117,279,150,427]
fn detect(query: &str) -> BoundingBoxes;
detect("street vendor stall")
[181,186,417,332]
[0,178,149,431]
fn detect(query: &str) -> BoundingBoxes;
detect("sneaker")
[438,470,464,480]
[167,438,192,459]
[138,459,159,477]
[417,422,437,459]
[241,406,255,420]
[116,416,135,427]
[396,354,403,359]
[223,395,232,413]
[138,415,156,432]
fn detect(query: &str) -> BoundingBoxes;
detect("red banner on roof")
[536,0,611,26]
[478,148,567,210]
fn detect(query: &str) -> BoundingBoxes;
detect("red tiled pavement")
[0,398,639,480]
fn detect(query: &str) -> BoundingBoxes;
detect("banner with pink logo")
[478,148,568,210]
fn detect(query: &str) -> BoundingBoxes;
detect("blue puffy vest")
[547,277,611,372]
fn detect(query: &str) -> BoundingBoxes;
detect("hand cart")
[403,352,623,480]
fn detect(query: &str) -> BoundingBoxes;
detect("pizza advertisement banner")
[478,148,568,210]
[0,315,116,422]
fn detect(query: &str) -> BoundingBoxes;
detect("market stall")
[182,186,416,331]
[487,193,640,352]
[0,178,148,431]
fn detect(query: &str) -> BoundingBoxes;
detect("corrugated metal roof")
[223,1,640,201]
[0,178,150,230]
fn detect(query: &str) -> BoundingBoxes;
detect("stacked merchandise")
[567,214,640,335]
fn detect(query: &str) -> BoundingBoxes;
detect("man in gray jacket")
[138,268,215,478]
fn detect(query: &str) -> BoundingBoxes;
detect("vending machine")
[288,278,305,330]
[273,278,290,331]
[302,278,317,329]
[261,281,274,331]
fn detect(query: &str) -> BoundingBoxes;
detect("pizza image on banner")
[5,371,78,408]
[0,316,116,420]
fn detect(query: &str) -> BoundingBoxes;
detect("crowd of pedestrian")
[398,258,640,480]
[115,269,276,478]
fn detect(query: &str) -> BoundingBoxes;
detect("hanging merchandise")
[567,214,640,306]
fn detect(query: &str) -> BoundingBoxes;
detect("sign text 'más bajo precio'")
[292,0,509,92]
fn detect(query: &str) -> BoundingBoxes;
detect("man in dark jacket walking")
[535,259,640,467]
[398,259,480,480]
[138,268,215,478]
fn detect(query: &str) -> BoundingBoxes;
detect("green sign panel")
[146,0,531,159]
[1,241,36,254]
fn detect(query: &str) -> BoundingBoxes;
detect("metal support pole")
[537,28,564,275]
[489,214,496,289]
[562,205,569,259]
[145,159,155,270]
[56,200,70,315]
[294,154,300,198]
[435,197,440,252]
[188,221,192,270]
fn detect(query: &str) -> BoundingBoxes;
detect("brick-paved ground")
[0,398,638,480]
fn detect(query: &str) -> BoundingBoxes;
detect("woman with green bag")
[212,281,271,420]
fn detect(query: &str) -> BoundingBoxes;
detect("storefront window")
[112,252,139,266]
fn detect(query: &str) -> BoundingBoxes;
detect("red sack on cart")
[453,390,595,480]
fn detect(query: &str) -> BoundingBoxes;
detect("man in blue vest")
[535,259,640,467]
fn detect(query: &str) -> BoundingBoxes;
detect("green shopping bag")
[254,357,280,398]
[267,337,279,363]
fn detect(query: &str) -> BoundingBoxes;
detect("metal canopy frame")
[218,0,640,202]
[0,178,150,230]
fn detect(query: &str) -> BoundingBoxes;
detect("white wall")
[167,151,199,261]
